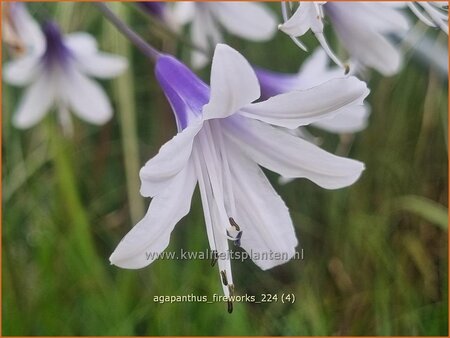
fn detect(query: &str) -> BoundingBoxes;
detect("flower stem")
[95,2,161,61]
[48,121,110,291]
[104,3,145,224]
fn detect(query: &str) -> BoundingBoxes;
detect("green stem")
[49,122,109,291]
[104,3,145,225]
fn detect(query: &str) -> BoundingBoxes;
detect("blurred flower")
[407,1,448,34]
[2,2,45,56]
[3,21,128,130]
[279,2,410,76]
[167,2,278,68]
[109,44,368,309]
[137,1,166,18]
[255,49,370,134]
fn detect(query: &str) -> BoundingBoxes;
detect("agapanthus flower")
[279,1,410,76]
[3,21,127,130]
[407,1,448,34]
[167,2,278,68]
[255,48,370,134]
[109,44,369,311]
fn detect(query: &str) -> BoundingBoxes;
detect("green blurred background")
[2,2,448,336]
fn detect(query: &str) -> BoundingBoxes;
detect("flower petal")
[325,3,408,76]
[75,52,128,79]
[203,44,260,120]
[12,75,55,129]
[241,77,369,129]
[140,119,202,198]
[209,2,277,41]
[64,32,98,56]
[279,2,324,36]
[227,143,298,270]
[63,68,112,125]
[3,55,40,86]
[110,160,197,269]
[312,104,370,133]
[224,116,365,190]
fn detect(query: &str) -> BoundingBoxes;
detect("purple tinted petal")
[138,2,165,19]
[42,21,72,66]
[254,67,299,100]
[155,55,210,130]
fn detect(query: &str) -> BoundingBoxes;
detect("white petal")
[63,68,112,125]
[170,2,196,26]
[12,3,46,56]
[312,104,371,133]
[279,2,323,37]
[64,32,98,56]
[3,55,40,86]
[109,160,197,269]
[190,11,213,69]
[227,144,298,270]
[224,116,365,190]
[140,119,203,198]
[203,44,260,120]
[326,3,407,75]
[76,52,128,79]
[209,2,277,41]
[241,77,369,129]
[12,75,55,129]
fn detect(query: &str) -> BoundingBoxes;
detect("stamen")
[314,32,346,70]
[210,250,219,267]
[221,270,228,286]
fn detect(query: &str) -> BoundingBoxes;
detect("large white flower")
[109,44,369,311]
[255,48,370,134]
[3,21,128,129]
[279,2,410,76]
[168,2,278,68]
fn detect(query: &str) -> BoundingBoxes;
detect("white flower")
[279,2,410,76]
[407,1,448,34]
[168,2,278,68]
[255,48,370,134]
[3,21,128,129]
[109,43,369,310]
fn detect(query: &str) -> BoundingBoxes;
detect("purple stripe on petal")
[42,21,72,66]
[155,55,210,130]
[254,67,299,100]
[138,2,165,19]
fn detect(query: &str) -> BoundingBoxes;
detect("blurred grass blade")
[396,195,448,230]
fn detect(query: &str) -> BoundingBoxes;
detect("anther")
[210,250,218,267]
[220,270,228,286]
[344,64,350,75]
[229,217,240,231]
[227,299,233,313]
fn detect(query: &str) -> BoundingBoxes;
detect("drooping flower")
[3,21,128,130]
[255,48,370,134]
[279,2,410,76]
[167,2,278,68]
[407,1,448,34]
[109,44,369,311]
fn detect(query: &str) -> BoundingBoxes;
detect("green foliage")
[2,2,448,336]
